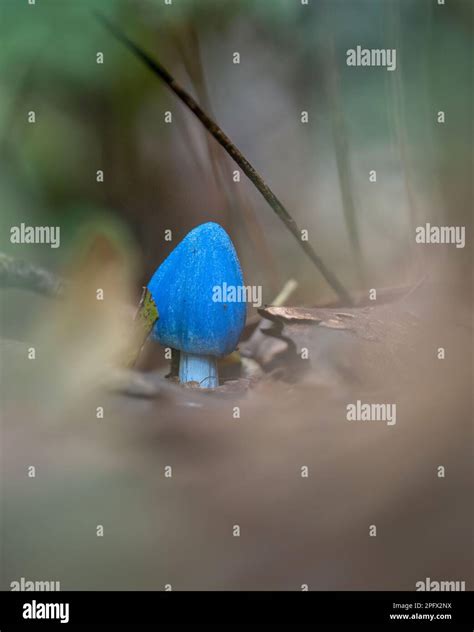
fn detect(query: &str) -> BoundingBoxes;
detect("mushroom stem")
[178,352,218,388]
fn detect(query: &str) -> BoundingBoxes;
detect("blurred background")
[0,0,472,591]
[1,0,471,306]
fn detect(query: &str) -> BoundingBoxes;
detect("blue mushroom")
[147,222,246,388]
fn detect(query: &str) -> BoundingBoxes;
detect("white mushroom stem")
[179,352,218,388]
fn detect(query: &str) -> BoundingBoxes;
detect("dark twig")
[96,13,352,306]
[175,22,281,294]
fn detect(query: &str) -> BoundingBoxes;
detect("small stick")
[271,278,299,308]
[95,13,353,306]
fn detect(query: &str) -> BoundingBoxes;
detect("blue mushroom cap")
[147,222,246,357]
